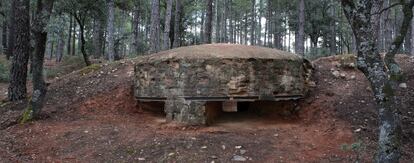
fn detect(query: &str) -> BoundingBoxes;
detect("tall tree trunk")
[133,1,141,54]
[149,0,160,53]
[383,0,392,51]
[204,0,213,44]
[329,0,336,55]
[295,0,305,55]
[341,0,414,162]
[404,28,411,54]
[411,7,414,55]
[74,16,91,66]
[250,0,256,45]
[228,0,233,43]
[215,0,220,43]
[93,18,104,58]
[200,5,205,43]
[67,16,72,56]
[0,21,3,54]
[163,0,173,50]
[223,0,228,43]
[8,0,30,101]
[72,23,76,56]
[29,0,54,119]
[55,33,65,62]
[6,0,16,60]
[258,0,263,45]
[173,0,182,48]
[106,0,115,61]
[1,20,6,54]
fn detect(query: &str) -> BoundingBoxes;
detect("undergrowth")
[0,56,10,82]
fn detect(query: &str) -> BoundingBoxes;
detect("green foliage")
[0,56,10,82]
[20,104,33,124]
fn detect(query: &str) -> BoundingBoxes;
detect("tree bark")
[329,0,336,55]
[72,22,76,56]
[173,0,182,48]
[106,0,115,61]
[133,0,141,54]
[67,16,72,56]
[1,20,6,54]
[149,0,160,53]
[204,0,213,44]
[215,0,220,43]
[250,0,256,45]
[163,0,173,50]
[30,0,54,118]
[8,0,30,101]
[383,0,393,51]
[411,7,414,55]
[6,0,16,60]
[74,15,91,66]
[93,18,104,58]
[258,0,263,45]
[295,0,305,56]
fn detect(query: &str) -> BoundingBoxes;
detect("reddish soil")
[0,55,413,162]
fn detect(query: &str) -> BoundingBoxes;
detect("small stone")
[138,158,145,161]
[240,149,247,155]
[168,153,175,157]
[399,83,408,89]
[350,75,356,80]
[309,81,317,87]
[349,63,356,68]
[273,134,279,137]
[222,145,226,150]
[340,73,346,78]
[210,155,218,159]
[235,146,242,149]
[201,146,207,149]
[354,128,361,133]
[332,71,340,78]
[84,130,89,134]
[232,155,247,161]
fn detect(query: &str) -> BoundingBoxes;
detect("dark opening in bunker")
[205,100,299,125]
[138,101,166,116]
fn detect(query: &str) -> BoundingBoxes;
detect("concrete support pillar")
[165,98,208,125]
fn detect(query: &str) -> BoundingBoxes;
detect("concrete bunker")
[134,44,313,125]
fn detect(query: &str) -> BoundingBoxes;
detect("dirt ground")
[0,54,413,162]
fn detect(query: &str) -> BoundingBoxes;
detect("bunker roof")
[137,44,302,62]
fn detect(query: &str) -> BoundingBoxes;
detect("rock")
[210,155,218,159]
[222,145,226,150]
[235,146,242,149]
[340,73,346,79]
[354,128,361,133]
[399,83,408,89]
[309,81,317,87]
[240,149,247,155]
[232,155,247,162]
[332,71,340,78]
[138,158,145,161]
[350,75,356,80]
[201,146,207,149]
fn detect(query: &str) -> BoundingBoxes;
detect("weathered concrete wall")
[134,44,313,125]
[135,58,309,99]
